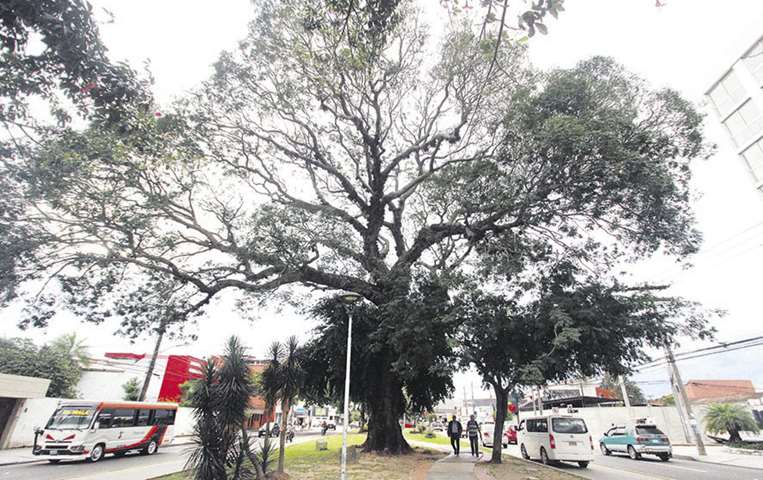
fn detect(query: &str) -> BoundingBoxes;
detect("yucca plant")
[186,360,226,480]
[704,403,760,443]
[261,336,306,474]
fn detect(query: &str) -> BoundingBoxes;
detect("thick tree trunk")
[362,369,412,454]
[491,386,510,464]
[729,427,742,444]
[277,398,289,473]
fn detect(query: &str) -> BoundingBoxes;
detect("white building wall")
[77,357,167,402]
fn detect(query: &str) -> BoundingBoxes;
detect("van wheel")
[142,439,158,456]
[88,444,105,463]
[520,444,530,460]
[578,461,589,469]
[658,453,670,462]
[502,443,508,448]
[48,459,61,464]
[600,443,611,455]
[627,445,641,460]
[540,447,550,465]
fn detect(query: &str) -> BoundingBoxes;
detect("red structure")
[102,353,205,403]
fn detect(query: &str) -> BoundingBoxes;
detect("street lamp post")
[339,292,362,480]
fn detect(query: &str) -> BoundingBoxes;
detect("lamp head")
[338,292,363,305]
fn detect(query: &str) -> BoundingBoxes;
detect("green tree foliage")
[6,0,711,453]
[302,287,456,452]
[260,336,305,473]
[453,261,714,463]
[186,336,266,480]
[179,379,200,407]
[121,377,141,401]
[0,337,82,397]
[600,374,646,406]
[704,403,761,444]
[50,332,90,367]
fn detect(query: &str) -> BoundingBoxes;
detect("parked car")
[599,422,671,461]
[430,421,444,432]
[518,415,594,469]
[480,422,511,448]
[506,425,518,444]
[257,424,295,441]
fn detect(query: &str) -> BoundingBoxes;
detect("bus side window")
[152,409,176,426]
[113,409,137,428]
[137,410,150,427]
[97,409,114,429]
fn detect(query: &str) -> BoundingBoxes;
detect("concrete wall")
[517,405,692,444]
[0,373,50,399]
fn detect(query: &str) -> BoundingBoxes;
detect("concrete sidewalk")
[426,453,482,480]
[672,445,763,470]
[0,436,195,466]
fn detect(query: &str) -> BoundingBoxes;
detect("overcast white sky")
[3,0,763,400]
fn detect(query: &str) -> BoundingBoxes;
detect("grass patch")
[152,434,444,480]
[729,442,763,450]
[403,429,452,446]
[476,456,582,480]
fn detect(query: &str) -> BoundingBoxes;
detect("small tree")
[454,263,715,463]
[261,336,306,474]
[122,377,141,401]
[179,379,200,407]
[50,333,90,367]
[704,403,760,444]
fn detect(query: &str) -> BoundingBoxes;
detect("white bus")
[32,401,178,463]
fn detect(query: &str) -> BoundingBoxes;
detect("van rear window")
[552,417,588,434]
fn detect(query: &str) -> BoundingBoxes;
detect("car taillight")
[549,433,556,449]
[483,432,489,437]
[636,436,648,443]
[589,435,594,450]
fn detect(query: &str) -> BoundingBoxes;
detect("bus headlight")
[70,445,85,453]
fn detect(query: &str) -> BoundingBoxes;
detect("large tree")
[5,0,709,452]
[0,337,83,397]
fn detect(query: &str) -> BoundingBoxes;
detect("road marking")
[591,462,677,480]
[664,463,707,473]
[65,459,185,480]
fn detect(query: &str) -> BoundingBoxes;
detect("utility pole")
[139,319,167,401]
[618,376,633,417]
[665,346,707,456]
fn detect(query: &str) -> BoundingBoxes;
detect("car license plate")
[568,441,577,446]
[50,451,57,456]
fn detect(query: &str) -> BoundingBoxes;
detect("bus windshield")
[46,406,96,430]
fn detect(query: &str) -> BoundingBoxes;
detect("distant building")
[684,379,757,403]
[706,33,763,191]
[79,353,204,402]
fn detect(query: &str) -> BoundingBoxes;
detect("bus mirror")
[34,426,43,434]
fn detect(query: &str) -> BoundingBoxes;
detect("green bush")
[729,442,763,451]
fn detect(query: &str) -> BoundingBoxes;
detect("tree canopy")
[0,336,84,397]
[3,0,712,453]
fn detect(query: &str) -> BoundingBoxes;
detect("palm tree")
[51,333,90,367]
[261,336,305,475]
[186,359,226,480]
[704,403,760,443]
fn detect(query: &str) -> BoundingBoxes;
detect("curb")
[671,453,763,471]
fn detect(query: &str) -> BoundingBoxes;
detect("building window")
[709,70,747,117]
[724,100,763,146]
[743,138,763,182]
[744,39,763,83]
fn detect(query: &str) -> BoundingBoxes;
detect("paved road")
[497,444,763,480]
[0,432,326,480]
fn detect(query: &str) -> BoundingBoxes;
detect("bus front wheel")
[143,439,158,456]
[88,444,105,463]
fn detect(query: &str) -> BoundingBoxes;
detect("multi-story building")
[706,34,763,190]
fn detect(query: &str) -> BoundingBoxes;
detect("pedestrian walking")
[466,414,481,457]
[447,415,463,455]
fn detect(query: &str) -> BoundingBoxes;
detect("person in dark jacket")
[466,414,481,456]
[447,415,463,455]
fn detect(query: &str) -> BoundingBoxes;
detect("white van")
[32,401,177,463]
[518,415,594,468]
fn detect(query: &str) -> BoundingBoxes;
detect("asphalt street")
[502,445,763,480]
[0,432,326,480]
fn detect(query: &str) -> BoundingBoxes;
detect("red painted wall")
[157,355,205,402]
